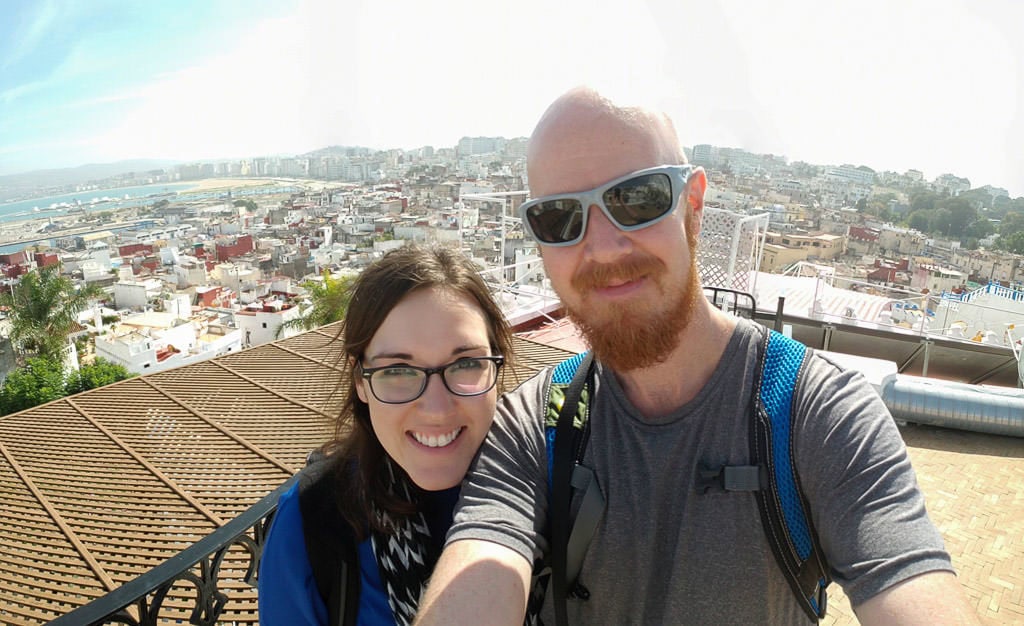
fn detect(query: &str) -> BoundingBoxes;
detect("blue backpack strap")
[543,351,602,626]
[752,329,830,621]
[545,352,591,489]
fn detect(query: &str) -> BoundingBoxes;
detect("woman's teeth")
[412,427,462,448]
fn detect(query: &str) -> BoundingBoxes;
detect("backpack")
[543,327,830,625]
[297,453,360,626]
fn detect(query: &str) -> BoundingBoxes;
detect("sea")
[0,183,193,225]
[0,180,302,254]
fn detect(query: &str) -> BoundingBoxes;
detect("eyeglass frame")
[357,355,505,404]
[518,164,704,247]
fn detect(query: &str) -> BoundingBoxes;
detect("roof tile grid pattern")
[1,447,110,623]
[0,322,576,623]
[2,319,1021,624]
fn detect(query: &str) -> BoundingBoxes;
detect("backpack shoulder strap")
[751,328,830,621]
[545,351,598,626]
[297,454,360,626]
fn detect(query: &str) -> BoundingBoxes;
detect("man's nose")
[583,204,632,262]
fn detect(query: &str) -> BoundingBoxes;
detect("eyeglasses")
[358,356,504,404]
[519,164,703,247]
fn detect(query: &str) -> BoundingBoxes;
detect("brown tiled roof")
[0,321,573,624]
[2,322,1021,624]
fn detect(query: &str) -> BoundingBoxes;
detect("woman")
[258,244,514,626]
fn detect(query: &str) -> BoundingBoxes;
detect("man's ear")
[352,357,369,403]
[687,167,707,213]
[686,167,708,235]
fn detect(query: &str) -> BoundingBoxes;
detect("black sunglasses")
[519,164,702,246]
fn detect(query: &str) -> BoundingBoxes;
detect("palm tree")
[0,265,104,362]
[276,271,356,338]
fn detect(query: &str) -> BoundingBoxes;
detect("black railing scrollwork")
[51,475,298,626]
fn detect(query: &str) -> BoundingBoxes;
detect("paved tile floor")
[822,424,1024,625]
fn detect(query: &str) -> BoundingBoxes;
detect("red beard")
[566,248,701,372]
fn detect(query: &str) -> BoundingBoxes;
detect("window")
[262,322,267,328]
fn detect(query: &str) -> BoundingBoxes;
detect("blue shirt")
[258,479,458,626]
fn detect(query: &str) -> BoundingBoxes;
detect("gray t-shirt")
[448,318,952,624]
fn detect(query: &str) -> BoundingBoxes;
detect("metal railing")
[50,475,298,626]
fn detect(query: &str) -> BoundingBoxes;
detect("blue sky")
[2,0,1023,196]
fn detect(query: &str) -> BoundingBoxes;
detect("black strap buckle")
[696,464,762,494]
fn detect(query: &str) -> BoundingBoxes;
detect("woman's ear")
[351,357,369,404]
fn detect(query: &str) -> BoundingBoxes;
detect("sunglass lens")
[602,173,673,226]
[526,198,585,244]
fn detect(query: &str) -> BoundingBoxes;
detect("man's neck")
[611,303,738,419]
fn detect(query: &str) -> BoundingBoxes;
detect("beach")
[183,178,285,192]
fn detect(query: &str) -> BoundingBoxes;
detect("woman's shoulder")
[297,454,359,523]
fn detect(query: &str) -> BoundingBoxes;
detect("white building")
[311,243,352,272]
[95,311,242,374]
[933,174,970,196]
[120,224,194,245]
[234,301,303,347]
[457,136,506,156]
[172,259,208,288]
[80,259,111,283]
[877,226,926,256]
[211,262,259,293]
[691,144,716,166]
[160,246,182,266]
[824,164,876,186]
[911,264,967,294]
[113,278,165,310]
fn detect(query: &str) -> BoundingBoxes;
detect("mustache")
[571,253,665,292]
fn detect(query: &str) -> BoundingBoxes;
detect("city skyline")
[2,0,1023,196]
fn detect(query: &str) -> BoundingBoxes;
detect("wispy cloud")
[1,0,60,71]
[0,80,47,104]
[63,90,146,110]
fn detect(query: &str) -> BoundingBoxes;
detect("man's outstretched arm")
[854,571,980,625]
[415,539,532,626]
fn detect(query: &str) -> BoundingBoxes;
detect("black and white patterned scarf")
[371,459,437,626]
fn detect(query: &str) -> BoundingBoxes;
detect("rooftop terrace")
[0,322,1020,624]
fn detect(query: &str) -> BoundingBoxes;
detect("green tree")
[997,231,1024,255]
[958,188,990,209]
[908,210,931,232]
[930,208,953,236]
[64,358,135,395]
[0,357,66,415]
[910,190,941,212]
[964,218,995,242]
[938,197,976,238]
[277,272,357,337]
[993,195,1012,212]
[999,211,1024,238]
[0,266,104,361]
[867,192,897,216]
[233,198,258,211]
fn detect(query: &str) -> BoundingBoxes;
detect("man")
[415,87,978,624]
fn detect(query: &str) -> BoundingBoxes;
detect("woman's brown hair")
[322,243,513,536]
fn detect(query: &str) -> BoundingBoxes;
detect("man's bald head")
[526,86,686,194]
